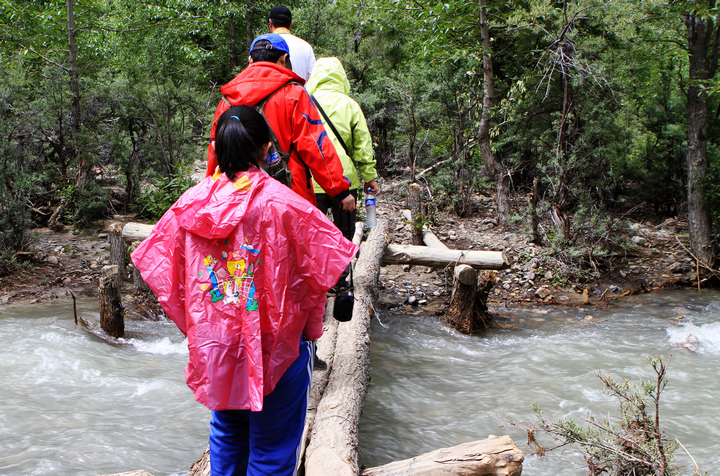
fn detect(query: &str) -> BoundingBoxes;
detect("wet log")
[423,230,496,333]
[383,244,508,270]
[360,435,523,476]
[99,265,124,338]
[303,219,389,476]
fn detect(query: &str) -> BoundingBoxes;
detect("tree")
[682,1,719,266]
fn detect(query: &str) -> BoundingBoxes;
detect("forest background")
[1,0,719,278]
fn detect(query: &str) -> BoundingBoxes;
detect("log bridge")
[112,217,522,476]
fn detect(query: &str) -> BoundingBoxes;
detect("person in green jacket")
[306,57,379,243]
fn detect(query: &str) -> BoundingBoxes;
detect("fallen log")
[303,219,389,476]
[360,435,523,476]
[122,222,154,243]
[299,221,366,470]
[383,244,508,270]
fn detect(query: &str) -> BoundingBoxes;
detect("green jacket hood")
[306,57,350,96]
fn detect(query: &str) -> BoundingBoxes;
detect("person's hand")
[364,180,379,194]
[340,194,356,211]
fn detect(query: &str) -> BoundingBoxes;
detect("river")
[0,290,718,475]
[359,289,720,474]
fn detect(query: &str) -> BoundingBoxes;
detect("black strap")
[311,95,351,157]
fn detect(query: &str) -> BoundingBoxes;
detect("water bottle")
[365,189,377,228]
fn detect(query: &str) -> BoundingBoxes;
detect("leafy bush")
[134,174,194,220]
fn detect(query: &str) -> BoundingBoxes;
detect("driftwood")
[423,229,496,333]
[99,265,124,338]
[383,244,508,270]
[303,219,389,476]
[360,435,523,476]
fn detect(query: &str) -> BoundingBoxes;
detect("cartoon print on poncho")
[199,239,261,311]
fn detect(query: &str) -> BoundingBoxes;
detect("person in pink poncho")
[131,105,358,476]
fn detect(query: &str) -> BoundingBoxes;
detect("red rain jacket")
[131,167,357,411]
[206,62,351,206]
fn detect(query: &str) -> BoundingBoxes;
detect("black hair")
[249,39,288,64]
[215,106,271,180]
[268,6,292,28]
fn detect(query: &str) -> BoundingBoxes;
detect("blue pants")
[209,340,314,476]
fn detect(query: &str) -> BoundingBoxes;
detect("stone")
[47,256,59,265]
[535,287,553,300]
[631,236,646,245]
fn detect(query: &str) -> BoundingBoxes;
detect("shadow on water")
[359,289,720,475]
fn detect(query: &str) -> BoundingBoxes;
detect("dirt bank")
[0,180,705,317]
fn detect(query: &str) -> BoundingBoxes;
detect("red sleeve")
[289,87,350,197]
[206,99,230,177]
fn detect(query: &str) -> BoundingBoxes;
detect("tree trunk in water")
[445,270,496,333]
[477,2,510,224]
[99,265,124,338]
[684,10,717,266]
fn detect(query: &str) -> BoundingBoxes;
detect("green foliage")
[134,173,193,220]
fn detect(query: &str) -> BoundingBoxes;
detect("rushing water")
[2,291,719,475]
[358,289,720,475]
[0,299,209,476]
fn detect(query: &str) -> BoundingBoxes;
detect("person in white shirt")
[268,6,316,81]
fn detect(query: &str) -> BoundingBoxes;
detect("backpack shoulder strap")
[311,95,351,157]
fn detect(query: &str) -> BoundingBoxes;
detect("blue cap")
[250,34,290,56]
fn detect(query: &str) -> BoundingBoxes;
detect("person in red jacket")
[207,33,354,211]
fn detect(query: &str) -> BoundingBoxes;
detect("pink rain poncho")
[131,167,358,411]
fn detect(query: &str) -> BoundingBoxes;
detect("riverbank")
[0,178,706,313]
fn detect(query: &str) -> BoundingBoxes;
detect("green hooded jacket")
[305,57,376,193]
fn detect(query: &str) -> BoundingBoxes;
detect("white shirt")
[277,32,316,81]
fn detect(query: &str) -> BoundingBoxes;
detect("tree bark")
[383,244,508,269]
[99,265,124,338]
[423,230,495,333]
[684,8,718,266]
[407,182,424,245]
[361,435,523,476]
[477,1,510,224]
[109,223,125,282]
[303,220,389,476]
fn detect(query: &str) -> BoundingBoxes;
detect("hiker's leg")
[246,340,314,476]
[209,409,250,476]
